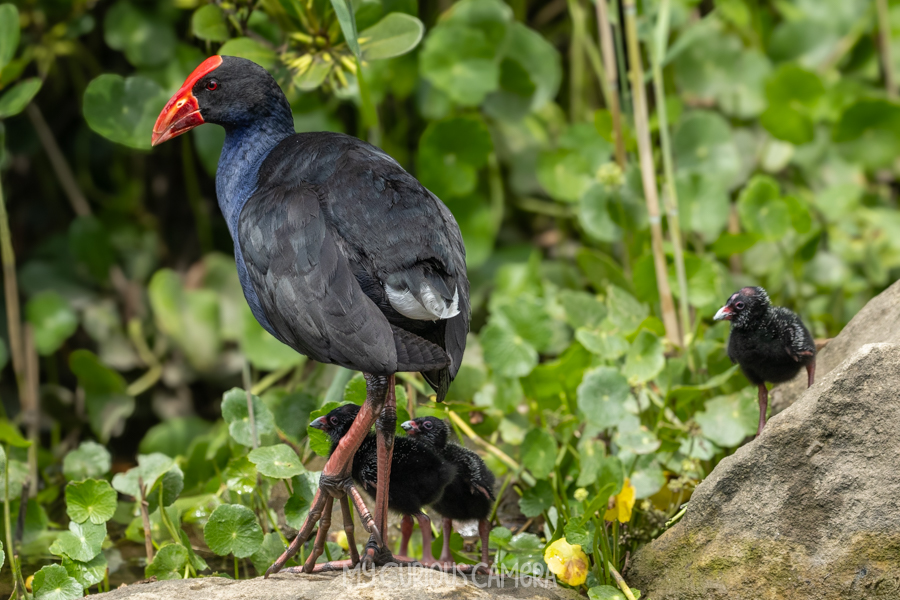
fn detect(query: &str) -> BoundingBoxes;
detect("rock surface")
[629,343,900,600]
[94,570,579,600]
[771,279,900,414]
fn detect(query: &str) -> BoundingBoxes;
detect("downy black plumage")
[402,416,495,569]
[311,404,455,564]
[714,286,816,436]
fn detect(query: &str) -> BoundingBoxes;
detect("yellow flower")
[543,537,589,586]
[334,530,349,551]
[604,477,636,523]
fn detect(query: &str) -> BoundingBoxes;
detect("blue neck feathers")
[214,111,294,240]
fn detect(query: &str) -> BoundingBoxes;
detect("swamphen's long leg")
[266,374,389,576]
[301,496,334,571]
[398,514,414,558]
[414,512,437,566]
[340,495,360,567]
[438,517,454,565]
[756,383,768,437]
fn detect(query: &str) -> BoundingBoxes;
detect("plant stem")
[876,0,896,97]
[595,0,627,167]
[622,0,682,348]
[137,477,154,563]
[243,362,259,449]
[607,559,637,600]
[0,179,26,414]
[234,556,239,580]
[4,445,14,593]
[323,367,354,405]
[651,0,692,341]
[567,0,589,122]
[25,105,91,217]
[251,363,299,396]
[22,327,38,495]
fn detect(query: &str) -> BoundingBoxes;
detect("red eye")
[206,80,218,91]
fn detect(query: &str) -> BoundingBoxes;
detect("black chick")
[401,416,496,571]
[311,404,455,565]
[714,286,816,436]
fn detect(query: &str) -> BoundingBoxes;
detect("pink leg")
[415,512,438,566]
[398,514,414,558]
[807,359,815,388]
[266,374,387,576]
[438,517,454,566]
[756,383,768,438]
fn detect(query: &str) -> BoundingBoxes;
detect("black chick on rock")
[401,416,496,571]
[311,404,455,566]
[714,286,816,436]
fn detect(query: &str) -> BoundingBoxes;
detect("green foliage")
[2,0,900,591]
[32,564,83,600]
[204,504,264,558]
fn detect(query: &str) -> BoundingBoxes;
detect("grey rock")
[94,569,580,600]
[771,278,900,414]
[629,343,900,600]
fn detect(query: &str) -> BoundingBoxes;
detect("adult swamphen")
[151,56,470,573]
[311,404,455,568]
[714,286,815,436]
[402,416,495,572]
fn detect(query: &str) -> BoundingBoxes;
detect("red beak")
[151,55,223,147]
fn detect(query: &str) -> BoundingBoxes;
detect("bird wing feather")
[238,182,399,374]
[774,308,816,362]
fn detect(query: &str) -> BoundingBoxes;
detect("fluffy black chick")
[311,404,455,565]
[714,286,816,436]
[401,416,496,570]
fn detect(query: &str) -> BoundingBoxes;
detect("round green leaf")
[764,63,824,108]
[737,175,790,239]
[248,444,304,479]
[0,4,20,72]
[695,391,759,447]
[606,285,648,335]
[420,23,500,106]
[760,105,814,145]
[203,504,264,558]
[521,429,556,480]
[103,0,175,67]
[575,325,628,360]
[359,12,424,60]
[83,74,166,150]
[221,388,276,447]
[577,367,631,429]
[145,543,189,580]
[672,111,742,191]
[26,291,78,356]
[579,184,622,242]
[63,553,107,588]
[417,115,492,199]
[537,149,593,203]
[589,584,631,600]
[558,290,607,330]
[218,38,276,71]
[623,331,665,384]
[675,172,730,241]
[250,532,286,574]
[32,564,83,600]
[50,521,106,562]
[480,320,538,378]
[65,479,117,525]
[518,480,553,517]
[192,4,229,42]
[240,312,304,371]
[145,466,184,514]
[0,78,41,119]
[111,453,175,499]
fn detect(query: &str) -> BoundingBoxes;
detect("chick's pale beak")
[714,305,733,321]
[309,417,327,431]
[400,420,417,433]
